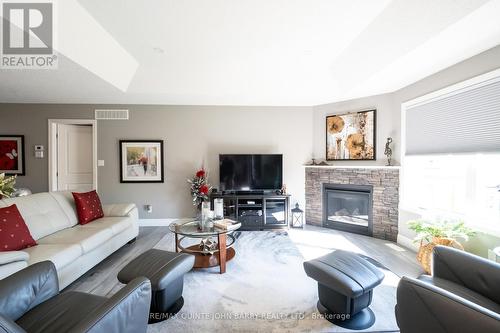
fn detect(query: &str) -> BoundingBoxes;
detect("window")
[402,153,500,233]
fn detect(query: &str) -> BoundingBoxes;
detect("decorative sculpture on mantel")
[384,137,393,166]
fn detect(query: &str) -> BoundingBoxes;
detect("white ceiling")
[1,0,500,106]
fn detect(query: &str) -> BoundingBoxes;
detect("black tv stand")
[210,192,290,230]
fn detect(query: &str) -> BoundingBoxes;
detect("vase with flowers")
[187,168,213,221]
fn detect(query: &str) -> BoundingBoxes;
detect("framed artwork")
[0,135,25,175]
[119,140,164,183]
[326,110,376,160]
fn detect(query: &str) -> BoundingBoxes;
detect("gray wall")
[0,105,312,219]
[312,45,500,257]
[313,93,397,165]
[313,45,500,167]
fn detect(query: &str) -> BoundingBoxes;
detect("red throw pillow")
[72,190,104,225]
[0,204,37,251]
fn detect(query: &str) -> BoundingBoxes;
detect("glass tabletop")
[169,218,239,237]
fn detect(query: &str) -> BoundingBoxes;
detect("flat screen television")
[219,154,283,191]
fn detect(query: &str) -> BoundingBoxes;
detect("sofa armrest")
[396,276,500,333]
[433,246,500,304]
[0,262,28,281]
[72,277,151,333]
[0,252,29,266]
[0,261,59,321]
[102,204,137,218]
[0,252,29,280]
[0,314,26,333]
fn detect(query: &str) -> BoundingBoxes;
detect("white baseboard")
[397,234,419,252]
[138,218,178,227]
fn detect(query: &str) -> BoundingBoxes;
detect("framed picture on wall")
[0,135,25,175]
[119,140,164,183]
[326,109,376,160]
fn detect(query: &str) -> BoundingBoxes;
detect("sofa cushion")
[102,203,137,217]
[37,226,113,254]
[80,217,133,235]
[49,191,79,227]
[23,244,82,270]
[72,190,104,225]
[0,260,27,279]
[0,251,29,265]
[0,204,37,251]
[1,193,73,240]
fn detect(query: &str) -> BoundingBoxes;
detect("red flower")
[199,184,209,195]
[196,169,206,178]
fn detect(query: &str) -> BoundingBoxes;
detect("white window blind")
[405,78,500,155]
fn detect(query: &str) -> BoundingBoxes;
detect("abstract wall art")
[326,110,376,160]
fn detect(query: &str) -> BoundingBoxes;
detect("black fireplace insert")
[322,184,373,236]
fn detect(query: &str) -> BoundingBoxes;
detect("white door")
[56,124,94,191]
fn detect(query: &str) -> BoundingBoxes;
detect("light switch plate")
[97,160,105,166]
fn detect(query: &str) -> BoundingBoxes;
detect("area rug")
[149,231,400,333]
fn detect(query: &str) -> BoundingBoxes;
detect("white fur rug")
[149,231,400,333]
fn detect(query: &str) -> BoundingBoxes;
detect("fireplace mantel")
[305,167,400,241]
[304,165,400,170]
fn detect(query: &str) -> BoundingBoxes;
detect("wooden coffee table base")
[175,233,235,274]
[185,246,235,274]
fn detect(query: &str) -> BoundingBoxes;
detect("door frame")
[48,119,98,192]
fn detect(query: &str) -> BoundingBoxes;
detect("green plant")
[408,218,476,243]
[0,173,16,198]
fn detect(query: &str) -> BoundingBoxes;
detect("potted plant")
[0,173,16,199]
[408,218,476,274]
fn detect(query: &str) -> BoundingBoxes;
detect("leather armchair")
[395,245,500,333]
[0,261,151,333]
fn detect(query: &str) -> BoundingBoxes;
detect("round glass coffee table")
[169,219,240,274]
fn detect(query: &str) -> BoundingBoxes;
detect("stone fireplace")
[305,166,399,241]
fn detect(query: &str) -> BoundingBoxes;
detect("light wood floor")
[65,226,423,297]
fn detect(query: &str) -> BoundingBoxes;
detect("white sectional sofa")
[0,191,138,289]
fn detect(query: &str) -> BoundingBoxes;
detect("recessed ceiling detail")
[0,0,499,105]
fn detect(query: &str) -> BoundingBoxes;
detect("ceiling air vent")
[95,109,129,120]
